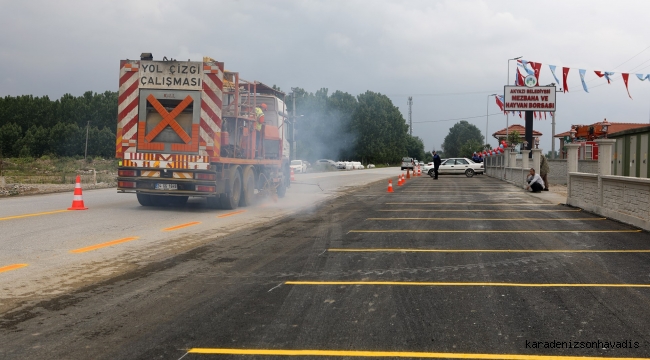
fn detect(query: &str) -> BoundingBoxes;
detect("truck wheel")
[137,193,153,206]
[221,167,242,210]
[239,166,255,207]
[276,180,286,198]
[465,169,475,178]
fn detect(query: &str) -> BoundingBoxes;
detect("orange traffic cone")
[387,179,394,193]
[418,165,422,176]
[290,168,295,182]
[398,174,403,186]
[406,169,411,179]
[68,175,88,210]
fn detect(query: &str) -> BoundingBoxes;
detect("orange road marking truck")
[116,53,290,209]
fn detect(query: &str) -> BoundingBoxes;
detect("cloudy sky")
[2,0,650,153]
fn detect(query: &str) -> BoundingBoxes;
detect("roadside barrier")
[68,175,88,210]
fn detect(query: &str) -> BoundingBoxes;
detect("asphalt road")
[0,168,396,314]
[2,172,650,359]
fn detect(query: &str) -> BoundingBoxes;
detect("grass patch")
[1,156,118,185]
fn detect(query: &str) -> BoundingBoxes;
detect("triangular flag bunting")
[562,67,570,92]
[636,74,650,81]
[495,95,504,111]
[579,69,589,93]
[595,71,615,84]
[529,62,542,84]
[622,73,632,99]
[549,65,561,85]
[518,60,535,76]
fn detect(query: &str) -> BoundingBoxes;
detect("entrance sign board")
[503,85,556,112]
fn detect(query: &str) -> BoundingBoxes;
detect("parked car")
[426,158,484,177]
[315,159,337,169]
[401,157,414,170]
[421,162,434,173]
[290,160,307,173]
[367,164,375,169]
[343,161,354,170]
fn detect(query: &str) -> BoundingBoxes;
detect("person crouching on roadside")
[525,168,545,193]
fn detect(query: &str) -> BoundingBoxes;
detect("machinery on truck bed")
[116,53,291,209]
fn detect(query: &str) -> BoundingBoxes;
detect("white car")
[401,157,414,170]
[421,162,434,173]
[352,161,364,170]
[428,158,483,177]
[367,164,375,169]
[290,160,307,173]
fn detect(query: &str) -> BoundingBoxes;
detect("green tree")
[459,139,484,158]
[441,121,483,157]
[507,130,522,145]
[405,135,425,161]
[350,91,408,164]
[0,123,23,157]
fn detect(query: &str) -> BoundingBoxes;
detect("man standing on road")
[540,154,550,191]
[526,168,545,193]
[432,151,441,180]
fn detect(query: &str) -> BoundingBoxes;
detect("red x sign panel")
[145,94,193,143]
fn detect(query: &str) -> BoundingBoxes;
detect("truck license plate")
[155,183,177,190]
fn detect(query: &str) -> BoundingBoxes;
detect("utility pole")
[84,120,90,160]
[291,89,297,161]
[407,96,413,136]
[551,111,556,159]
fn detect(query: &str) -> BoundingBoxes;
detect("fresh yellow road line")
[286,281,650,288]
[0,263,28,273]
[328,248,650,253]
[70,237,139,253]
[366,218,605,221]
[0,209,68,221]
[187,347,650,359]
[401,191,522,193]
[163,221,201,231]
[385,203,560,206]
[379,209,581,212]
[349,230,640,234]
[217,210,246,218]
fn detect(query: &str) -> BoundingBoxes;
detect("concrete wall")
[567,174,650,231]
[486,145,650,231]
[578,160,599,174]
[544,159,598,185]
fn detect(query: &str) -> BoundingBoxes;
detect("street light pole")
[486,93,497,149]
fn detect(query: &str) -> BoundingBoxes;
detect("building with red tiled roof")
[492,124,542,141]
[555,122,650,160]
[554,122,648,139]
